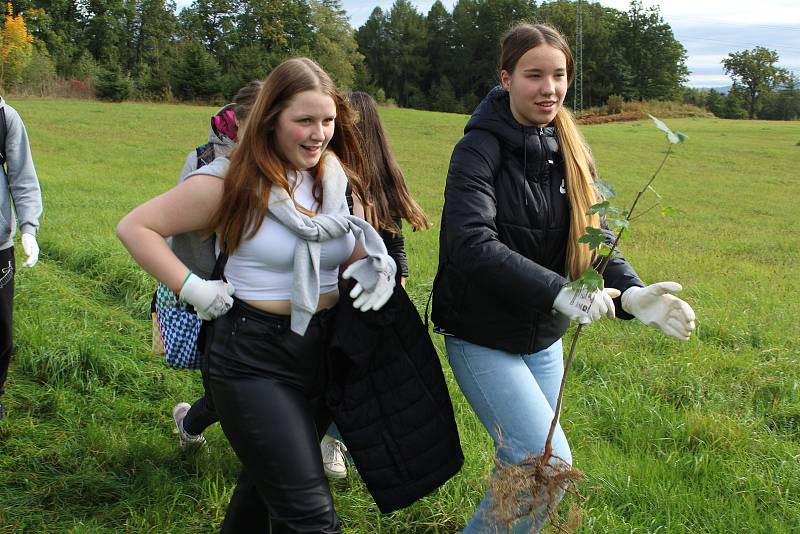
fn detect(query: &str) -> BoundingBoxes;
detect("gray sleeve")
[184,156,229,180]
[5,107,42,235]
[178,150,198,184]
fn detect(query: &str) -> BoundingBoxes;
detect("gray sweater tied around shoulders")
[185,153,396,335]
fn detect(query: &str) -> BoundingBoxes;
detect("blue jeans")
[445,336,572,534]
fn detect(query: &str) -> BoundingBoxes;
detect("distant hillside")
[699,85,732,94]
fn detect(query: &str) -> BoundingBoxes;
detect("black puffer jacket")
[327,281,463,513]
[432,87,644,354]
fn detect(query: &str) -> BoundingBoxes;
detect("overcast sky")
[340,0,800,88]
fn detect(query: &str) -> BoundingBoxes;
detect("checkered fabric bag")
[152,282,203,369]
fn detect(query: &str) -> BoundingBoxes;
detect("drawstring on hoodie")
[523,130,528,206]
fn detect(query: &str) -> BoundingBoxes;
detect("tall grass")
[0,99,797,532]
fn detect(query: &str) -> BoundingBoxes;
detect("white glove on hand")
[621,282,696,340]
[342,259,395,312]
[179,273,235,320]
[553,285,621,324]
[21,233,39,268]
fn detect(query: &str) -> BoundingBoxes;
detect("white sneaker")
[321,436,347,479]
[172,402,207,450]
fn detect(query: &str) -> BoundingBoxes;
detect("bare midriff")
[241,288,340,316]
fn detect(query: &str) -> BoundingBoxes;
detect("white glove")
[342,259,395,312]
[621,282,696,340]
[21,233,39,268]
[179,273,235,320]
[553,285,621,324]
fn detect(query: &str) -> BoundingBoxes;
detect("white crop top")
[224,171,355,300]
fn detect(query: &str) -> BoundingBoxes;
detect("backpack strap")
[345,183,354,215]
[210,234,229,282]
[195,142,215,168]
[210,248,229,281]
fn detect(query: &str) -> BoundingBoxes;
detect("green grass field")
[0,99,798,533]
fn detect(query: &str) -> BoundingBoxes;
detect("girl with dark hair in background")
[432,23,695,532]
[346,90,429,283]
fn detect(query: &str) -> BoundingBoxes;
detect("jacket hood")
[464,86,556,150]
[466,86,560,188]
[208,103,237,147]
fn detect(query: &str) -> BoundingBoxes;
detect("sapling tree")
[489,115,688,532]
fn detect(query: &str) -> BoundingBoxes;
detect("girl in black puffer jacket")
[432,23,696,533]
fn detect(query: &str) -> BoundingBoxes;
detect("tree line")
[357,0,691,112]
[1,0,797,120]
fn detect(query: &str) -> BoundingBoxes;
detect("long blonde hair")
[500,23,600,280]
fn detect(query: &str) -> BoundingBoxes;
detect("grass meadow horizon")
[0,98,798,533]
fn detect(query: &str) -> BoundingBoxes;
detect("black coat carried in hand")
[327,281,464,513]
[432,87,644,354]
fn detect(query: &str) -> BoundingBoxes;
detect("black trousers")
[182,323,218,436]
[205,299,340,534]
[0,246,15,397]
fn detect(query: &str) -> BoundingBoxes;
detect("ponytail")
[554,107,600,280]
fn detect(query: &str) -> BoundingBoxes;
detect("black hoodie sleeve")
[381,218,408,279]
[442,131,567,315]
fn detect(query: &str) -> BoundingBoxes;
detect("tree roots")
[488,452,585,533]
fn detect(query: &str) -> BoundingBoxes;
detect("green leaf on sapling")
[607,226,631,242]
[578,235,604,250]
[579,267,604,292]
[583,227,605,237]
[661,206,677,217]
[587,200,625,218]
[596,243,614,257]
[648,114,682,144]
[606,217,630,232]
[647,184,662,198]
[578,227,605,250]
[594,179,617,199]
[586,200,611,215]
[603,219,630,243]
[648,114,671,133]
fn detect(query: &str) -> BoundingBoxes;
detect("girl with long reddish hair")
[117,57,395,532]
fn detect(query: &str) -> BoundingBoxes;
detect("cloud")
[593,0,800,26]
[685,74,733,88]
[688,54,728,69]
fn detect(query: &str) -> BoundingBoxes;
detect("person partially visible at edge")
[117,57,396,532]
[318,90,430,480]
[0,97,43,420]
[168,80,263,451]
[431,23,696,533]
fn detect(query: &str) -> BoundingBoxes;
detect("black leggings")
[182,324,217,436]
[0,246,15,397]
[205,299,340,534]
